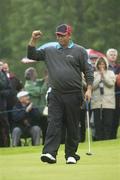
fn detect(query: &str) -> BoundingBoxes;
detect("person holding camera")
[91,57,116,141]
[11,90,41,146]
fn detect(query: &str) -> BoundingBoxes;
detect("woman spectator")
[91,57,116,140]
[24,67,48,144]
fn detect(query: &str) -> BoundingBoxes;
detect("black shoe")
[41,153,56,164]
[74,154,80,161]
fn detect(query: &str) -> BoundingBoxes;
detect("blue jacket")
[12,101,40,129]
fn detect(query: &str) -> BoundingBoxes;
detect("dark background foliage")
[0,0,120,81]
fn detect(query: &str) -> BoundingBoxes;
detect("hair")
[24,67,37,80]
[96,57,107,70]
[106,48,118,56]
[0,61,3,65]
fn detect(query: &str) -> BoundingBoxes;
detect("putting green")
[0,139,120,180]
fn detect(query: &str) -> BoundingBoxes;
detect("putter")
[86,100,92,156]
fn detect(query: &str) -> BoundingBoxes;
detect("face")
[32,70,37,81]
[107,51,118,63]
[0,61,3,71]
[56,34,71,47]
[2,63,9,72]
[90,58,98,68]
[19,95,30,105]
[98,62,106,70]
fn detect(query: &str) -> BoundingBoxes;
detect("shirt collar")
[56,41,74,49]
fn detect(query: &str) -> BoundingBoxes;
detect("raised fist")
[32,30,42,40]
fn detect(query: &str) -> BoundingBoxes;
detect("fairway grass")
[0,139,120,180]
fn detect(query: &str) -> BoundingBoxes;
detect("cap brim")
[56,32,67,35]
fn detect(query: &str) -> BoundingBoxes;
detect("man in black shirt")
[24,24,93,164]
[0,61,13,147]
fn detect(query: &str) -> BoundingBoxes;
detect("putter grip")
[86,101,89,111]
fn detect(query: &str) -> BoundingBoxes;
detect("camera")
[99,80,104,95]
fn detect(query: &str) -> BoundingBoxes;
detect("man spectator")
[0,61,13,147]
[2,62,23,131]
[106,48,120,139]
[12,90,41,146]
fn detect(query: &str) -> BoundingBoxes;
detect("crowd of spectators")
[0,48,120,147]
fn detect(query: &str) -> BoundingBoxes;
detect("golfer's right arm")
[27,30,45,61]
[29,30,42,47]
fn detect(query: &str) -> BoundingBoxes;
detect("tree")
[0,0,12,58]
[0,0,120,80]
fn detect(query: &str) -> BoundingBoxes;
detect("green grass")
[0,139,120,180]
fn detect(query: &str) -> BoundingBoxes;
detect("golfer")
[26,24,93,164]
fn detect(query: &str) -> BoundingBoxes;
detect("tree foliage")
[0,0,120,80]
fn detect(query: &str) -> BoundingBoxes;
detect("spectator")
[24,67,41,106]
[89,54,99,70]
[78,73,88,143]
[12,90,41,146]
[0,61,13,147]
[24,67,48,144]
[91,57,116,140]
[80,56,97,142]
[2,62,23,93]
[106,48,120,138]
[25,24,93,164]
[88,55,99,141]
[2,62,23,131]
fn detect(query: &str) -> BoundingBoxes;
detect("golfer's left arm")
[84,85,92,102]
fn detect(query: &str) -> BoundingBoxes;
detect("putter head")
[86,152,92,156]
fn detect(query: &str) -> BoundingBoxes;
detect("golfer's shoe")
[66,157,77,164]
[74,154,80,161]
[41,153,56,164]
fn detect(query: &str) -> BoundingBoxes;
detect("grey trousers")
[12,126,41,146]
